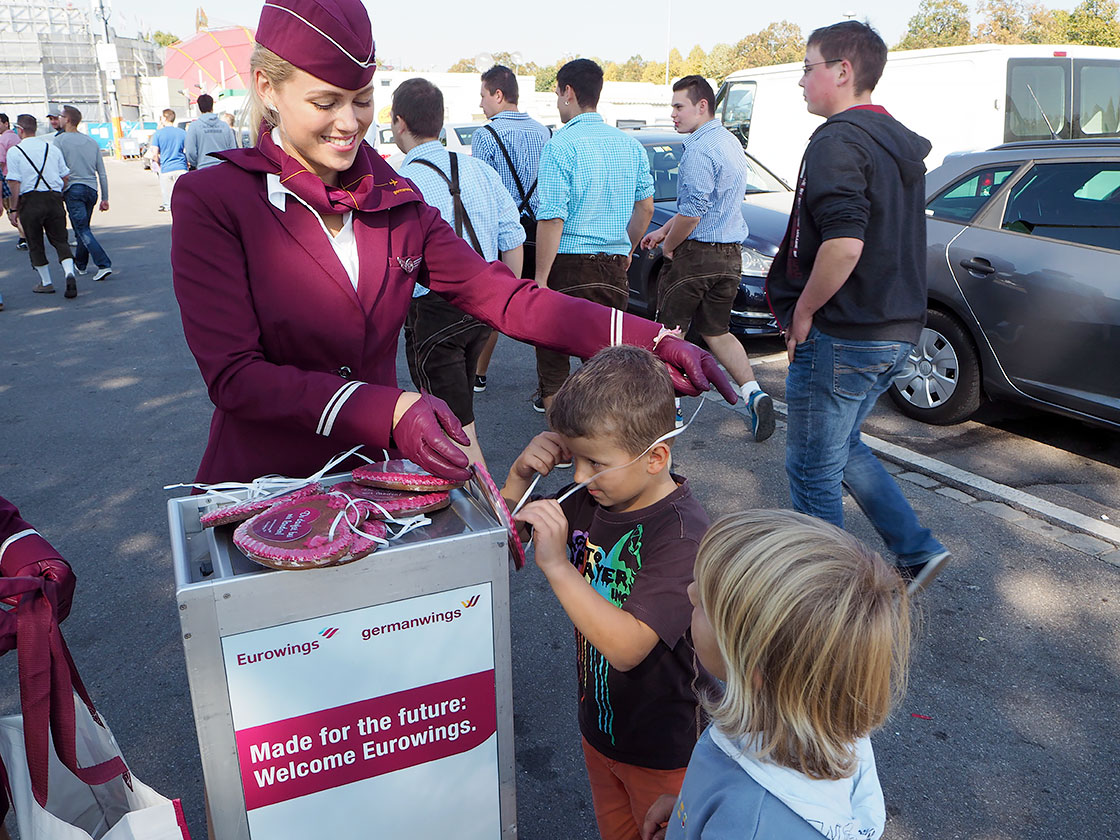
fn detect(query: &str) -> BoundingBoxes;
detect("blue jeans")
[785,326,944,566]
[63,184,111,271]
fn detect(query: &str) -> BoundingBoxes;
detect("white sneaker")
[93,267,113,282]
[74,266,88,275]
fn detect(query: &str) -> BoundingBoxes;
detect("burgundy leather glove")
[654,335,740,404]
[392,394,472,481]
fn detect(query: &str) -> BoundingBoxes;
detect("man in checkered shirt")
[532,58,654,413]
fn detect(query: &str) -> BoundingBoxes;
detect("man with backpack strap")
[471,64,551,392]
[5,115,77,299]
[393,78,526,470]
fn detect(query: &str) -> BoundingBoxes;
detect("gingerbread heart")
[351,459,466,493]
[199,482,323,528]
[330,481,452,519]
[234,494,370,571]
[469,463,525,571]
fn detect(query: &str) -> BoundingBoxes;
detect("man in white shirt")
[6,114,76,297]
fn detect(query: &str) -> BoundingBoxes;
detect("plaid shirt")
[471,110,552,216]
[677,119,749,244]
[397,140,525,297]
[536,113,654,256]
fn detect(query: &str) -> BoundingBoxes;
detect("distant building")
[0,0,161,127]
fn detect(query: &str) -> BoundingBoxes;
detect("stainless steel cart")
[169,481,516,839]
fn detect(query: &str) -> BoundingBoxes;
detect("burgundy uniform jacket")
[171,143,658,484]
[0,496,75,622]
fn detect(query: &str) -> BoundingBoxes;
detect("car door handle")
[959,257,996,275]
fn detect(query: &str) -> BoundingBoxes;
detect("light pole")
[95,0,124,159]
[664,0,671,86]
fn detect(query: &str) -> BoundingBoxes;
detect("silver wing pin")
[397,256,423,273]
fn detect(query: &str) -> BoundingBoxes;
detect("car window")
[1006,60,1068,141]
[743,155,787,194]
[1078,64,1120,137]
[379,127,395,145]
[644,143,683,202]
[1001,161,1120,251]
[454,126,480,145]
[926,166,1020,222]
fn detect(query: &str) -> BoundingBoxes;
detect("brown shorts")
[536,253,629,398]
[655,239,741,337]
[404,292,492,426]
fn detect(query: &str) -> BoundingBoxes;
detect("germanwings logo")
[460,594,480,609]
[319,627,339,639]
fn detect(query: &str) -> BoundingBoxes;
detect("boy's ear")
[646,441,672,475]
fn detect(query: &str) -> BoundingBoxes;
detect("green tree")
[1024,3,1071,41]
[733,20,806,68]
[152,30,179,47]
[685,44,707,75]
[895,0,973,49]
[668,47,685,78]
[1066,0,1120,45]
[535,63,559,92]
[700,43,738,82]
[618,54,648,82]
[975,0,1029,42]
[642,61,667,84]
[447,57,478,73]
[602,61,622,81]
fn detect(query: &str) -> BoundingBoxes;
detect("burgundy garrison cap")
[256,0,376,91]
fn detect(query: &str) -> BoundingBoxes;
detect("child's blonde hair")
[695,509,910,780]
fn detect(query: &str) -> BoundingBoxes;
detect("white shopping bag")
[0,693,190,840]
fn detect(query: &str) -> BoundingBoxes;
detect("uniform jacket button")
[338,366,353,379]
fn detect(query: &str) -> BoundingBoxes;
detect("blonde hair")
[695,509,910,780]
[247,45,297,144]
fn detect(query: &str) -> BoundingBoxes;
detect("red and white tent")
[163,26,256,97]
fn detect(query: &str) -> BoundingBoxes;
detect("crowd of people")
[0,93,240,312]
[3,0,952,835]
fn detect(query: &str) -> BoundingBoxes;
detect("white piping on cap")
[262,2,376,69]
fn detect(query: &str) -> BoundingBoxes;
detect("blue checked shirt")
[471,110,552,216]
[398,140,526,298]
[677,119,749,244]
[536,113,655,256]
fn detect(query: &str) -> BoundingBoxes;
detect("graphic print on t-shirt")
[570,524,643,744]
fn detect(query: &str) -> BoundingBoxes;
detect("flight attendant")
[170,0,735,485]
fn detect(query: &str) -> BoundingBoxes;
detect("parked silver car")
[888,139,1120,429]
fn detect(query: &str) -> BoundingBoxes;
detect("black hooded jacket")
[765,106,932,345]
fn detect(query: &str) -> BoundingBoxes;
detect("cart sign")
[220,583,500,838]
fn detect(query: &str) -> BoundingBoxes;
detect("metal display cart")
[168,479,516,840]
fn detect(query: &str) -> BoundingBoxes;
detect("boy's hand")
[513,500,568,573]
[508,432,570,484]
[641,794,677,840]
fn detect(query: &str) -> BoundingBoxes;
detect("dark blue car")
[623,128,792,336]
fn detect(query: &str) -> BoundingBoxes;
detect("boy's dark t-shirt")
[556,475,716,769]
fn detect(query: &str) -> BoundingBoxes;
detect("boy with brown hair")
[504,345,713,840]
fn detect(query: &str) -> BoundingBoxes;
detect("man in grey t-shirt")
[55,106,111,280]
[185,94,236,170]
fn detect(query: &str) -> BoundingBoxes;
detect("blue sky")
[103,0,1088,71]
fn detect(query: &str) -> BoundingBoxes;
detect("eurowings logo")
[319,627,339,639]
[460,594,480,609]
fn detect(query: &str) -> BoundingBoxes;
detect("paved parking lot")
[0,160,1117,839]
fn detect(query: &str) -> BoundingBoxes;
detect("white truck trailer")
[715,44,1120,184]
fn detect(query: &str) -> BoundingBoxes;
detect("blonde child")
[643,509,910,840]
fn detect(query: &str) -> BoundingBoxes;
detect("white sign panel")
[220,583,499,839]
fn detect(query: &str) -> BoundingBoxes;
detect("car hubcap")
[893,327,959,409]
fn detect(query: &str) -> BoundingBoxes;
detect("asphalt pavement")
[0,160,1117,839]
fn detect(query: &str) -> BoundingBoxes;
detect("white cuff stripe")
[317,381,362,436]
[610,308,623,346]
[0,529,38,566]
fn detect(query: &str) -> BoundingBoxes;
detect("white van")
[716,44,1120,184]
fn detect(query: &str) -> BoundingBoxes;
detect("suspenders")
[14,144,52,192]
[411,153,484,255]
[483,123,538,221]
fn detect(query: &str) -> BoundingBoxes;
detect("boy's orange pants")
[581,737,688,840]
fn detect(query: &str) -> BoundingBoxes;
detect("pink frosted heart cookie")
[331,481,452,519]
[469,462,525,571]
[234,494,370,571]
[345,519,389,562]
[351,459,465,493]
[199,482,323,528]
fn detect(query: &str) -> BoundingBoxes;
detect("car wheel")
[888,308,982,425]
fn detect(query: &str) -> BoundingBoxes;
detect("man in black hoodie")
[765,21,950,594]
